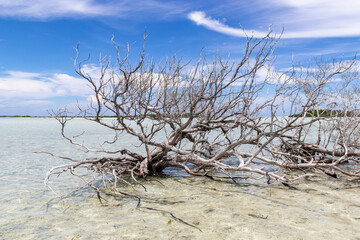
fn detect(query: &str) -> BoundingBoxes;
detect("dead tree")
[45,32,360,197]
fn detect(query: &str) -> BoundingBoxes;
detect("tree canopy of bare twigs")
[45,32,360,200]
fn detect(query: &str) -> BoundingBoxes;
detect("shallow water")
[1,118,360,240]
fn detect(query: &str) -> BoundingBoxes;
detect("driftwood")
[44,32,360,200]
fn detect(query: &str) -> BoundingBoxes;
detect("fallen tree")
[45,32,360,199]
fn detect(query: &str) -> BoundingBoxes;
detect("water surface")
[0,118,359,239]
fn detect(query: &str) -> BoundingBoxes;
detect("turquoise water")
[1,118,360,239]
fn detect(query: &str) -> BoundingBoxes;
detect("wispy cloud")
[0,70,90,99]
[0,0,188,19]
[188,0,360,39]
[188,11,272,38]
[0,0,114,19]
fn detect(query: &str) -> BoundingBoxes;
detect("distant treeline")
[100,113,191,119]
[0,115,32,117]
[0,113,192,118]
[146,113,191,118]
[290,109,359,117]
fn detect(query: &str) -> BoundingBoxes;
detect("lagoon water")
[1,118,360,239]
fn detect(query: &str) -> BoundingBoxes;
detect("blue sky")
[1,0,360,115]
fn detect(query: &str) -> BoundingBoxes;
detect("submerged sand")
[1,174,359,240]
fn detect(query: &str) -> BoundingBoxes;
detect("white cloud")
[0,70,90,99]
[0,64,184,104]
[0,69,100,115]
[0,0,116,19]
[275,0,360,38]
[188,0,360,39]
[50,73,91,96]
[0,0,188,19]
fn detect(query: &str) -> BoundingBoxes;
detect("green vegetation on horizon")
[289,109,358,118]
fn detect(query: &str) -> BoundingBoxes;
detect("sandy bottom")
[1,174,360,240]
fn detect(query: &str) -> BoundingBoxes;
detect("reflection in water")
[1,118,360,239]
